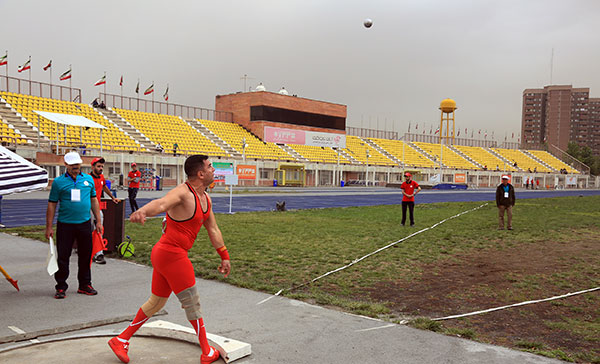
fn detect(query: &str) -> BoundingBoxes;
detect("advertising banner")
[264,126,305,145]
[566,176,577,186]
[264,126,346,148]
[454,173,466,183]
[213,162,234,175]
[236,165,257,180]
[213,162,234,183]
[305,131,346,148]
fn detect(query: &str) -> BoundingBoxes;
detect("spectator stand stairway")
[363,138,402,165]
[339,149,358,164]
[185,119,238,158]
[99,108,152,150]
[447,144,484,169]
[486,148,524,172]
[522,150,558,173]
[0,96,37,143]
[279,144,307,162]
[409,142,447,168]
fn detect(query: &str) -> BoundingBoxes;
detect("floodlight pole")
[365,149,370,187]
[37,114,40,149]
[336,147,340,186]
[242,137,246,163]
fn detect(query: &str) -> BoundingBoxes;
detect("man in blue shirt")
[45,151,103,299]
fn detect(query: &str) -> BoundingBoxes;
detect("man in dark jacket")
[496,175,515,230]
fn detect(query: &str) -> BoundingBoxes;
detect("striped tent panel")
[0,146,48,196]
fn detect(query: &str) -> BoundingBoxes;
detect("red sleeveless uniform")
[151,183,211,297]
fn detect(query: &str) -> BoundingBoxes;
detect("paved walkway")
[0,233,563,363]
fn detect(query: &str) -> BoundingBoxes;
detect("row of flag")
[0,52,169,101]
[407,122,520,141]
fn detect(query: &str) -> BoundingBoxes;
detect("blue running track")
[1,189,599,228]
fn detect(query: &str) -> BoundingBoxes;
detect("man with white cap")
[45,151,103,299]
[496,175,516,230]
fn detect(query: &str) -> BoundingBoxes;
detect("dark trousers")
[55,220,92,291]
[128,187,139,212]
[401,201,415,225]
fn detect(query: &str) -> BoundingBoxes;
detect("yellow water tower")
[439,99,457,144]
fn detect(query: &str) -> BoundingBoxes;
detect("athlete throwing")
[108,155,230,364]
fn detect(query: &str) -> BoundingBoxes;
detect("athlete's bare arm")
[203,194,231,277]
[129,184,186,225]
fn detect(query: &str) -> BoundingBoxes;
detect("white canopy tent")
[33,111,107,154]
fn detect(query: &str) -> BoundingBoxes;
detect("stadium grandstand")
[0,75,591,189]
[1,91,141,151]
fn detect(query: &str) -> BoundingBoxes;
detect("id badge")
[71,189,81,202]
[504,191,509,198]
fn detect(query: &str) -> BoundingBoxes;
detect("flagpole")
[137,78,140,111]
[152,80,154,113]
[5,51,8,92]
[69,64,72,101]
[49,65,52,99]
[103,71,106,102]
[28,56,31,95]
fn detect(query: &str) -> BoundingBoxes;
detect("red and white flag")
[163,85,169,101]
[59,67,72,80]
[94,74,106,86]
[144,83,154,95]
[43,60,52,71]
[434,128,440,135]
[18,58,31,72]
[0,52,8,66]
[119,75,123,87]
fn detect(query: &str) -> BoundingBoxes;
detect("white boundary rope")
[431,286,600,321]
[257,202,489,304]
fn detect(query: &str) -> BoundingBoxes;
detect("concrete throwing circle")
[0,336,223,364]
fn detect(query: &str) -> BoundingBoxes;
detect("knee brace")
[141,294,168,317]
[175,286,202,320]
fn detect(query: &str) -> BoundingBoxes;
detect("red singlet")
[151,183,211,297]
[156,182,211,251]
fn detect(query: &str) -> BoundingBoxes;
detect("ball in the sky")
[364,19,373,28]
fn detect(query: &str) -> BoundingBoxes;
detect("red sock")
[189,318,210,354]
[118,308,148,341]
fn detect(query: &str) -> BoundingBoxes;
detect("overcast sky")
[2,0,599,142]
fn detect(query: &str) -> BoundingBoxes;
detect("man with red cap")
[90,157,120,264]
[400,172,421,226]
[127,163,141,213]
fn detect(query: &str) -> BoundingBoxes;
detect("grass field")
[7,195,600,363]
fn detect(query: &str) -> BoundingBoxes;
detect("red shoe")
[108,337,130,363]
[201,346,220,364]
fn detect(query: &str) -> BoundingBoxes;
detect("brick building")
[522,85,600,156]
[215,91,346,140]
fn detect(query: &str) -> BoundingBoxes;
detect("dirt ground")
[365,230,600,363]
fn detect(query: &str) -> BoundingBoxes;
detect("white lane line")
[355,324,396,332]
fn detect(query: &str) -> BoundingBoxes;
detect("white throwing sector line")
[8,326,25,334]
[355,324,396,332]
[257,202,489,305]
[256,289,283,305]
[432,286,600,321]
[296,203,488,289]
